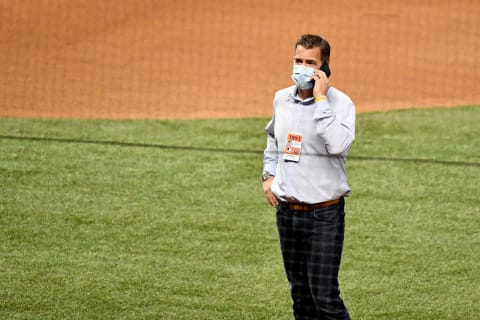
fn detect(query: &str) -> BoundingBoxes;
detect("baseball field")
[1,1,479,319]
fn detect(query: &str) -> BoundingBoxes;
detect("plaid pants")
[276,198,350,320]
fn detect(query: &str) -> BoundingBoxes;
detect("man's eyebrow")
[294,58,317,63]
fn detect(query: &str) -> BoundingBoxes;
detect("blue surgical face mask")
[291,64,315,89]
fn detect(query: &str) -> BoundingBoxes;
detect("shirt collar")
[287,86,333,105]
[288,87,315,105]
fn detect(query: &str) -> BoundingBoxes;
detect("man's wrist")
[262,173,274,181]
[314,95,327,102]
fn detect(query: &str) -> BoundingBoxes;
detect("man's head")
[294,34,330,67]
[291,34,331,92]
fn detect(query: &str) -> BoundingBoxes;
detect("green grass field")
[1,106,479,319]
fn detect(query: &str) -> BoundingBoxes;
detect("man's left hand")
[312,70,330,97]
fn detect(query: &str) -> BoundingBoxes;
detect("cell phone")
[320,62,331,78]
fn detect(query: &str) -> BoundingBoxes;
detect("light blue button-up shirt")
[263,85,356,204]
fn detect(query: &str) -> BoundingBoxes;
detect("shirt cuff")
[313,99,334,120]
[263,163,277,177]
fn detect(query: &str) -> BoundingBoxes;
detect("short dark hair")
[295,34,330,64]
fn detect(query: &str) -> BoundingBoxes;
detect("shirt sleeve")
[313,98,356,155]
[263,118,278,175]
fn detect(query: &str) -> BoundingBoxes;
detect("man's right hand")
[262,176,278,208]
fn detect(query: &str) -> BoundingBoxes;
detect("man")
[262,34,355,320]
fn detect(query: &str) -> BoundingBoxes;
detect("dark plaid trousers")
[276,198,350,320]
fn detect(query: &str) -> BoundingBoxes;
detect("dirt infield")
[1,1,479,119]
